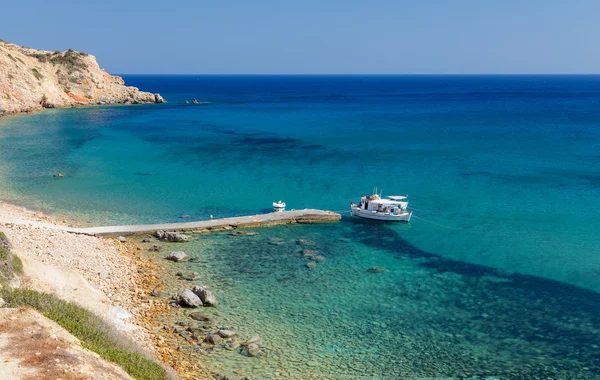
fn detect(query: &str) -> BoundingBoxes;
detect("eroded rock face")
[0,40,164,116]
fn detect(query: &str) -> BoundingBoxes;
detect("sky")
[2,0,599,74]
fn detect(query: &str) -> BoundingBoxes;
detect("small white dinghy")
[350,188,412,222]
[273,200,286,212]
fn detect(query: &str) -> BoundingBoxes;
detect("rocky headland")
[0,39,164,116]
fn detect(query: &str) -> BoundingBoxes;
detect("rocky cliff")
[0,40,164,116]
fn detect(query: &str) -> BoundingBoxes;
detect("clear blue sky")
[3,0,598,74]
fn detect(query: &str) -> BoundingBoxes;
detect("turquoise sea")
[1,75,600,378]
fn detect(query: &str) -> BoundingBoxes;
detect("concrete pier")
[0,209,341,237]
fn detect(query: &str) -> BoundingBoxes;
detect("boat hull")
[351,207,412,222]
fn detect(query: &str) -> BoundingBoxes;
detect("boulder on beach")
[117,236,127,243]
[179,289,203,308]
[165,251,189,262]
[154,230,189,242]
[192,285,217,306]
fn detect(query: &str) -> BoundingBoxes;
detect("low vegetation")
[1,289,168,380]
[0,232,168,380]
[31,68,43,80]
[0,231,23,288]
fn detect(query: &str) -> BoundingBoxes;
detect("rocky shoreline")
[0,39,164,117]
[0,202,216,379]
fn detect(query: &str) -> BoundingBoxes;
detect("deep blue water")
[1,75,600,378]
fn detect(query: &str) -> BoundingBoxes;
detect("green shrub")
[0,232,22,288]
[0,288,167,380]
[31,68,43,80]
[7,53,17,63]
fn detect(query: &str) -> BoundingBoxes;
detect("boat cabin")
[355,194,408,215]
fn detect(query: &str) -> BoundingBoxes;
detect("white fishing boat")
[350,189,412,222]
[273,200,286,212]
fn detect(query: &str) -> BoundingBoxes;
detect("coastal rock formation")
[154,230,189,242]
[0,40,164,116]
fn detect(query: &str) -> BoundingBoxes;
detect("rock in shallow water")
[301,249,318,257]
[298,239,315,246]
[188,312,212,322]
[228,231,259,237]
[165,251,189,262]
[148,244,161,252]
[154,230,189,242]
[218,329,236,338]
[179,289,203,308]
[367,266,386,273]
[204,333,223,345]
[192,285,217,306]
[241,335,262,346]
[245,343,261,356]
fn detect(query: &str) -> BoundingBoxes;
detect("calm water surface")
[1,75,599,378]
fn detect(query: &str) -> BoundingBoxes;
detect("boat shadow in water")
[347,221,600,378]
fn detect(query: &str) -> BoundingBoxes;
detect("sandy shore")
[0,200,217,378]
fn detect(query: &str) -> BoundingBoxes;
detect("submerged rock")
[218,329,236,339]
[228,231,259,237]
[245,343,261,356]
[148,244,161,252]
[311,255,326,262]
[182,272,200,281]
[241,335,262,346]
[301,249,318,257]
[192,286,217,306]
[367,266,386,273]
[305,262,317,269]
[298,239,315,246]
[204,333,223,345]
[188,312,212,322]
[267,237,285,246]
[179,289,203,308]
[165,251,189,262]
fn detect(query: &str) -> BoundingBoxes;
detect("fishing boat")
[273,200,286,212]
[350,189,412,222]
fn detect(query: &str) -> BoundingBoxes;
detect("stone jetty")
[0,209,341,237]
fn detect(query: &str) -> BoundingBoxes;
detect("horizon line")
[116,73,600,76]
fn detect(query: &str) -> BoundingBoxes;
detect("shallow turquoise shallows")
[1,75,599,378]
